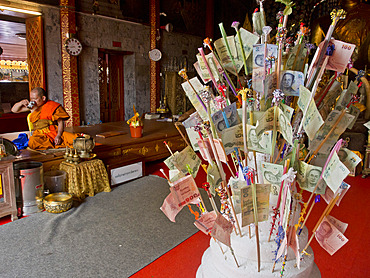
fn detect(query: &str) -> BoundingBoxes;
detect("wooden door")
[98,50,125,123]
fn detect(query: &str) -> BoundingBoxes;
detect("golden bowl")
[43,192,73,213]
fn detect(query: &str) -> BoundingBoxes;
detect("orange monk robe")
[28,100,78,150]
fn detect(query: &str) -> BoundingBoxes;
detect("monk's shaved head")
[31,87,48,101]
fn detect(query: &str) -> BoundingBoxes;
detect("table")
[60,159,111,199]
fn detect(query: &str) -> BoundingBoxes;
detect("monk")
[11,87,78,150]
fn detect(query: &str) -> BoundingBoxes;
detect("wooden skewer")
[301,194,340,255]
[268,159,290,242]
[274,138,286,164]
[163,141,174,156]
[270,106,278,163]
[230,246,240,267]
[298,196,317,235]
[206,128,242,236]
[252,182,261,272]
[174,122,191,148]
[160,169,170,182]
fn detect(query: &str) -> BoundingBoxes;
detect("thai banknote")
[297,161,325,194]
[255,106,293,146]
[326,215,348,234]
[164,154,178,171]
[298,85,324,140]
[280,70,305,96]
[207,163,222,196]
[275,107,293,146]
[182,112,203,129]
[323,152,350,193]
[182,112,207,151]
[279,103,294,121]
[237,109,263,126]
[308,110,355,155]
[347,104,361,129]
[319,80,342,110]
[247,124,272,154]
[168,169,184,182]
[164,153,186,182]
[322,181,350,206]
[213,138,228,163]
[185,127,201,152]
[246,151,271,185]
[315,216,348,255]
[285,44,307,71]
[194,52,222,83]
[241,183,271,227]
[337,147,362,171]
[252,11,264,36]
[364,120,370,130]
[229,177,248,214]
[170,175,201,207]
[211,102,240,134]
[234,28,260,69]
[280,187,291,230]
[214,36,243,75]
[160,192,185,222]
[194,211,217,234]
[181,77,208,121]
[221,123,244,155]
[197,138,214,162]
[252,44,278,93]
[172,146,202,178]
[211,213,234,247]
[260,162,283,206]
[334,88,352,111]
[263,72,277,99]
[325,39,356,73]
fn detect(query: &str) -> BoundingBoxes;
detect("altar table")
[59,159,111,199]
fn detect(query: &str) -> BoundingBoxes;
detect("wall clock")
[65,38,82,56]
[149,49,162,61]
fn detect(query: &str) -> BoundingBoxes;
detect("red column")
[60,0,80,127]
[150,0,160,113]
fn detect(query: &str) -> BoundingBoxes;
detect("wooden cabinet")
[0,161,18,221]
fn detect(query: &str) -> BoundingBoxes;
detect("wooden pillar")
[150,0,160,113]
[205,0,214,39]
[60,0,80,127]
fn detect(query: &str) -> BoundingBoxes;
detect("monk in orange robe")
[11,87,78,150]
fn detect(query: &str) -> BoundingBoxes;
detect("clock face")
[65,38,82,56]
[149,49,162,61]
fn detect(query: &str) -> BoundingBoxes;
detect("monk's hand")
[54,135,62,145]
[20,99,29,107]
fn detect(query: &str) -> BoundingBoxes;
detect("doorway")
[98,49,131,123]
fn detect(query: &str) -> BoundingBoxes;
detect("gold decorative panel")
[26,16,46,91]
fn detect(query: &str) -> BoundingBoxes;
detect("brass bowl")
[73,136,95,158]
[43,192,73,213]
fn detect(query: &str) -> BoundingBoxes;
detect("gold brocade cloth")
[59,159,111,199]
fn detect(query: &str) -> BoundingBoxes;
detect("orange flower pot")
[130,126,143,138]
